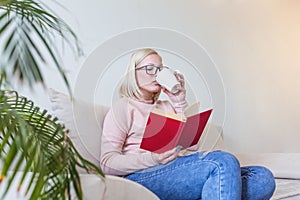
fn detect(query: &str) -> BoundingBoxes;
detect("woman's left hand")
[161,71,186,103]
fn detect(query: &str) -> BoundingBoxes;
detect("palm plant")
[0,0,104,199]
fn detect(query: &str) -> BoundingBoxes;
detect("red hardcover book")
[140,102,213,153]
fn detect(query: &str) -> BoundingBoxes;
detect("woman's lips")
[152,81,160,85]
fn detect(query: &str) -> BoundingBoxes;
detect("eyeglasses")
[135,65,168,75]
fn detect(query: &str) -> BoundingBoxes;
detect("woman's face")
[135,54,162,99]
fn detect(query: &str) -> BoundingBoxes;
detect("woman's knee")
[242,166,275,183]
[203,150,241,171]
[241,166,276,199]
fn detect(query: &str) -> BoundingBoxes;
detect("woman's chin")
[152,86,161,92]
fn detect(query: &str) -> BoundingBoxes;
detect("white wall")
[18,0,300,153]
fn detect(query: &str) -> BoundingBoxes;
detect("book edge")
[152,108,184,121]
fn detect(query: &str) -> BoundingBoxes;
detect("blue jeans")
[125,151,275,200]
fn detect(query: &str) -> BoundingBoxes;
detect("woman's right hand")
[151,146,182,164]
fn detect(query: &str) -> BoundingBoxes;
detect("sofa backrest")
[49,89,110,171]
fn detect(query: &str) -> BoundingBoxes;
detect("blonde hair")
[119,48,162,101]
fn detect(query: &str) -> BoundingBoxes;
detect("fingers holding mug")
[174,71,185,88]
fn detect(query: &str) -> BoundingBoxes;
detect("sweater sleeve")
[100,104,158,176]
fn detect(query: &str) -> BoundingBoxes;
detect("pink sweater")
[100,97,188,176]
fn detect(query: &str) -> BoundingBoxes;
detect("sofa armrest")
[0,171,159,200]
[79,174,159,200]
[235,153,300,179]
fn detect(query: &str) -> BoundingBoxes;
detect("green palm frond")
[0,0,82,94]
[0,90,104,199]
[0,1,101,199]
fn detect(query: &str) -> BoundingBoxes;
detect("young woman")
[100,48,275,200]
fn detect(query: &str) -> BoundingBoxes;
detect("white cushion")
[198,123,226,151]
[48,89,109,171]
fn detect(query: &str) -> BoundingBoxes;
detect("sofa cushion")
[48,89,109,169]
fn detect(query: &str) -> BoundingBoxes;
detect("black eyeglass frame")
[135,65,169,75]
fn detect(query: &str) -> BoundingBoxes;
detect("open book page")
[184,101,200,117]
[151,108,185,121]
[152,101,200,121]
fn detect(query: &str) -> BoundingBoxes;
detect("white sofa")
[2,89,298,199]
[49,88,300,200]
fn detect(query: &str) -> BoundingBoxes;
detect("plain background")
[15,0,300,153]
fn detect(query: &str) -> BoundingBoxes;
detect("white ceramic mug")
[156,68,181,94]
